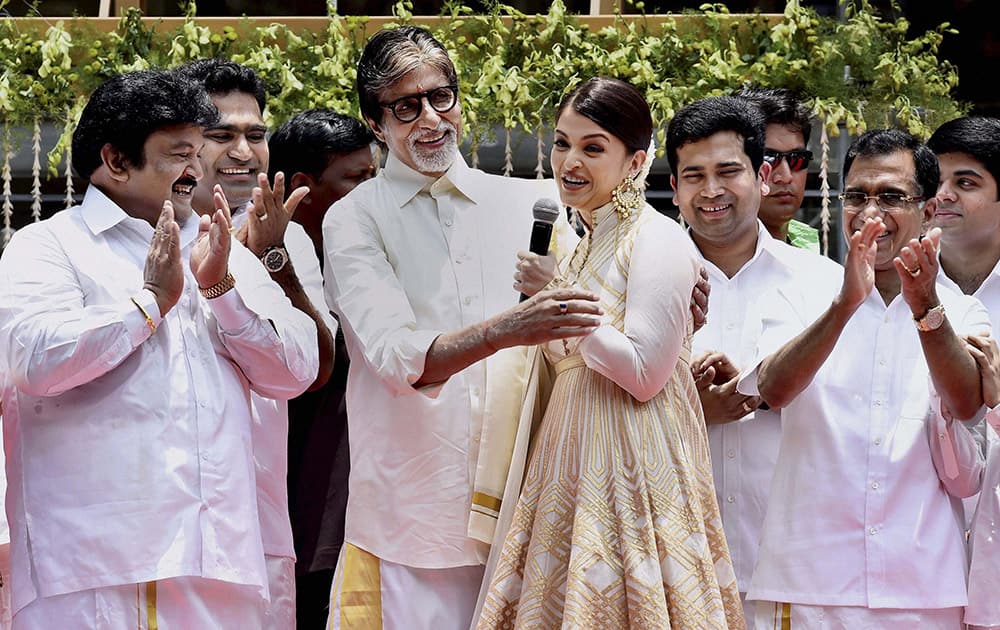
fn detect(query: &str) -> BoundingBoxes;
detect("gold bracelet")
[199,271,236,299]
[130,296,157,334]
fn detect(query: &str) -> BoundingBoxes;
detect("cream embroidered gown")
[477,203,745,629]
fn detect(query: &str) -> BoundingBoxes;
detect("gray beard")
[408,128,458,174]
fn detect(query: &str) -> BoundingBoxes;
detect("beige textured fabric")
[477,206,744,629]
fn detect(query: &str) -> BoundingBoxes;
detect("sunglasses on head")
[763,149,813,172]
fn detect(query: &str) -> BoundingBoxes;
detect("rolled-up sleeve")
[324,196,442,396]
[213,240,318,401]
[927,392,987,499]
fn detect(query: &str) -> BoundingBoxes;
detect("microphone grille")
[532,198,562,224]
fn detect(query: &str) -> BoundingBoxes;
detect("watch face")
[925,308,945,329]
[263,247,288,272]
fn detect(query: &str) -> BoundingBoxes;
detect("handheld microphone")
[520,198,562,302]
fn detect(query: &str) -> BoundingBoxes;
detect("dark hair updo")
[556,77,652,154]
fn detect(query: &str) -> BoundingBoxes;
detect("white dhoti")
[12,576,264,630]
[753,601,963,630]
[263,555,296,630]
[327,543,484,630]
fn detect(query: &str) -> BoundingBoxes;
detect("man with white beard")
[321,26,604,630]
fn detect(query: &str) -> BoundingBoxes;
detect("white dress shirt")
[938,261,1000,626]
[0,186,318,614]
[739,276,989,609]
[691,222,843,589]
[230,212,336,560]
[323,154,565,569]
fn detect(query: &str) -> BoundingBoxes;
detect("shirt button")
[727,449,736,459]
[871,481,880,490]
[726,323,736,331]
[869,527,877,535]
[878,358,887,367]
[199,401,207,408]
[874,437,882,446]
[464,296,473,306]
[201,453,209,461]
[726,496,735,503]
[444,219,454,227]
[874,400,883,407]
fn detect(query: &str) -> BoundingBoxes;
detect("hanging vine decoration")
[503,127,513,177]
[2,129,14,246]
[64,131,74,209]
[31,118,43,222]
[535,125,546,180]
[469,136,479,170]
[818,124,832,257]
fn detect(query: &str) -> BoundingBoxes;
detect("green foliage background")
[0,0,965,175]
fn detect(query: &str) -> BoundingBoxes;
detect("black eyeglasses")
[763,149,813,172]
[839,191,925,214]
[380,85,459,123]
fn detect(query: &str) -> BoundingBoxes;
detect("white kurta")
[0,185,318,616]
[691,222,842,590]
[739,277,989,609]
[322,154,566,570]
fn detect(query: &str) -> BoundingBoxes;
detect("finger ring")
[905,265,920,276]
[558,302,568,315]
[742,400,754,414]
[259,213,269,222]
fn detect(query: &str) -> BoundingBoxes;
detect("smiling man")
[179,58,337,630]
[738,129,987,628]
[322,26,603,630]
[666,96,841,619]
[0,69,317,628]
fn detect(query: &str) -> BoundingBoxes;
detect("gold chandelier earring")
[612,172,643,221]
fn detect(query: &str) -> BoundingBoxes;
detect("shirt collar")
[693,220,771,280]
[383,152,479,207]
[80,184,199,247]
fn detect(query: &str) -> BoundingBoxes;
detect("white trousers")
[753,600,963,630]
[11,576,264,630]
[264,554,296,630]
[327,543,484,630]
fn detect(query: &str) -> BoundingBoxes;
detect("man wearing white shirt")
[740,128,987,628]
[667,96,842,620]
[927,116,1000,630]
[180,58,338,630]
[0,70,318,628]
[323,26,603,630]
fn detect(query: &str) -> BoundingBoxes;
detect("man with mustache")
[180,58,338,629]
[0,69,317,627]
[738,87,820,252]
[927,116,1000,630]
[322,26,602,630]
[739,129,987,628]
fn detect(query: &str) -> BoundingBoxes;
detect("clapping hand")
[190,185,233,289]
[143,200,184,316]
[236,172,310,257]
[895,227,943,318]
